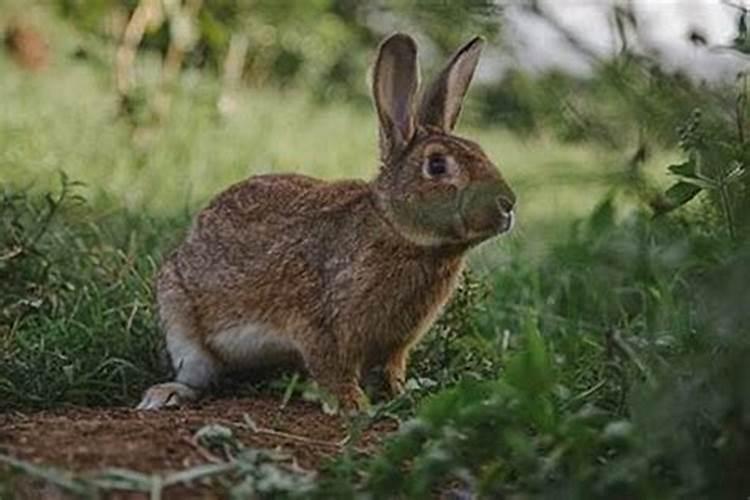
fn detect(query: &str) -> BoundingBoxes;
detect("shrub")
[0,178,179,409]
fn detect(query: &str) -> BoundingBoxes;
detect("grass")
[0,26,675,233]
[0,20,650,409]
[4,8,748,499]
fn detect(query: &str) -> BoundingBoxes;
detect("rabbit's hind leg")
[137,309,220,410]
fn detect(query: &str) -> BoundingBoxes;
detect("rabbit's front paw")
[136,382,199,410]
[384,353,407,397]
[386,374,406,397]
[336,383,370,415]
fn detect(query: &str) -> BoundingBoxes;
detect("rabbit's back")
[193,173,367,235]
[159,174,378,336]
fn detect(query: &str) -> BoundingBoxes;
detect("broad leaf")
[668,159,699,179]
[663,181,703,212]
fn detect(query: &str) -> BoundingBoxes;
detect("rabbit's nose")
[497,195,515,214]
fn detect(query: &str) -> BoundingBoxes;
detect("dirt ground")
[0,396,397,499]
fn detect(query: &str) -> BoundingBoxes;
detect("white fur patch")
[167,328,219,388]
[208,322,299,369]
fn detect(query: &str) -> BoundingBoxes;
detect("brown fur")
[139,34,515,411]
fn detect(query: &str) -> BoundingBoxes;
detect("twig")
[521,1,603,64]
[115,0,163,98]
[0,453,90,494]
[0,246,23,261]
[154,0,203,119]
[237,414,367,454]
[279,372,299,409]
[125,301,139,334]
[181,436,224,464]
[737,72,747,144]
[721,0,747,13]
[564,379,607,408]
[607,329,655,386]
[218,31,250,117]
[162,461,238,487]
[719,177,738,241]
[29,177,68,247]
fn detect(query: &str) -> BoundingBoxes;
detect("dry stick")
[607,329,655,387]
[115,0,163,99]
[737,72,747,145]
[125,301,139,334]
[217,31,250,117]
[0,247,22,261]
[162,462,239,487]
[154,0,204,119]
[523,1,603,64]
[181,436,225,464]
[225,415,369,454]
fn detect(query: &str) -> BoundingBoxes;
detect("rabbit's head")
[372,34,515,248]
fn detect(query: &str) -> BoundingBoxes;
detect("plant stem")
[719,181,737,242]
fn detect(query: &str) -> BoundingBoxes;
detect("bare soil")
[0,396,397,499]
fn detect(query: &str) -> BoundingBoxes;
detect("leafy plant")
[653,102,749,241]
[0,179,176,409]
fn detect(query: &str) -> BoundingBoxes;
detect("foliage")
[314,65,750,496]
[407,270,496,391]
[654,100,750,242]
[0,179,173,408]
[3,3,750,499]
[309,209,750,500]
[48,0,502,104]
[306,47,750,496]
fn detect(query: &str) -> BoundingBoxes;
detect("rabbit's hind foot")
[136,382,199,410]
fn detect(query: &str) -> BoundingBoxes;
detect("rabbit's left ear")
[418,36,484,132]
[372,33,419,161]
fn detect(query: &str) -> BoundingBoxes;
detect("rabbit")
[137,33,516,412]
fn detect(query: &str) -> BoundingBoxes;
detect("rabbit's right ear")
[372,33,419,162]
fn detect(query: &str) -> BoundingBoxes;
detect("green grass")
[4,9,749,499]
[0,5,645,413]
[0,19,652,409]
[0,26,675,236]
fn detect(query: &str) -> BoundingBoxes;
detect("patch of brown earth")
[0,396,397,499]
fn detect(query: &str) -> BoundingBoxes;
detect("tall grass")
[0,38,673,236]
[0,45,646,409]
[0,178,177,407]
[6,10,748,499]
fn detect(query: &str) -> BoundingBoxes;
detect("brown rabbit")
[137,33,516,411]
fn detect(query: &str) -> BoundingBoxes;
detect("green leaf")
[663,181,703,210]
[588,197,615,235]
[506,314,555,398]
[668,159,698,179]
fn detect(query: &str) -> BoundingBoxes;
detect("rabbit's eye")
[425,155,448,177]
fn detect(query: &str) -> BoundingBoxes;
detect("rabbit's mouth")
[498,209,515,233]
[459,210,513,243]
[458,191,515,243]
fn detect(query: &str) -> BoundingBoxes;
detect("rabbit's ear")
[418,36,484,132]
[372,33,419,160]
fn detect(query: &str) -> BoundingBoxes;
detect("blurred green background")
[0,0,688,241]
[3,1,750,498]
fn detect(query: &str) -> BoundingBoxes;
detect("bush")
[0,178,179,409]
